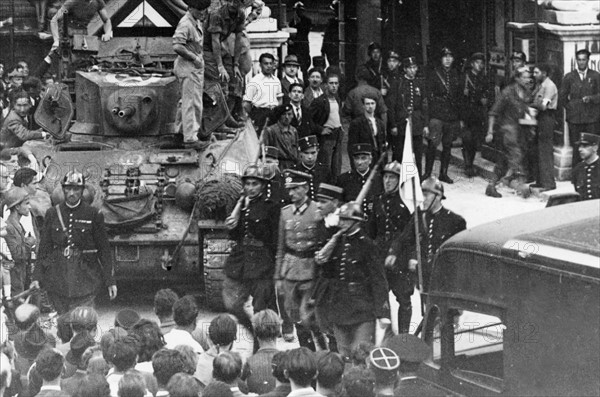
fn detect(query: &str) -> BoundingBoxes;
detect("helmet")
[70,306,99,330]
[338,202,364,222]
[241,164,268,182]
[62,170,85,187]
[369,347,400,372]
[421,176,445,199]
[383,161,402,177]
[4,187,29,209]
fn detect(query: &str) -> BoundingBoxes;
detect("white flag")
[399,117,424,213]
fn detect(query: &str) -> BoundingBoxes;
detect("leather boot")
[423,142,435,179]
[485,184,502,198]
[398,305,413,334]
[438,149,454,184]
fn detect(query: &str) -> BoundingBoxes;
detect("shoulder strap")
[435,70,450,93]
[55,204,67,234]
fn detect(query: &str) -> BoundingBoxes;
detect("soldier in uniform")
[386,177,466,293]
[291,135,333,201]
[223,165,280,332]
[461,52,491,177]
[313,202,389,360]
[275,170,327,349]
[571,133,600,200]
[425,47,464,183]
[364,42,384,90]
[315,183,344,229]
[337,143,383,221]
[382,51,403,99]
[389,56,429,173]
[367,161,412,333]
[262,146,288,207]
[31,170,117,315]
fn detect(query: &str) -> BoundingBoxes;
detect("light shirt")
[244,73,283,108]
[288,387,325,397]
[292,104,302,120]
[164,328,204,354]
[324,98,341,129]
[534,77,558,110]
[366,114,378,136]
[578,68,588,81]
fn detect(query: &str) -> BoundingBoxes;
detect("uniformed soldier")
[31,170,117,315]
[314,202,389,360]
[367,161,412,333]
[382,50,403,97]
[368,347,400,397]
[571,133,600,200]
[386,177,466,292]
[337,143,383,220]
[315,183,344,230]
[262,146,288,207]
[291,135,334,200]
[275,170,327,349]
[223,165,280,332]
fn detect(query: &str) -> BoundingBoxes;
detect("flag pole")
[408,115,424,313]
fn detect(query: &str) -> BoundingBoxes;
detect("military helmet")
[383,161,402,177]
[338,202,364,222]
[62,170,85,187]
[4,187,29,209]
[70,306,99,329]
[241,164,268,182]
[369,347,400,372]
[421,176,446,199]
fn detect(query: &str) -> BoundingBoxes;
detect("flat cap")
[470,52,485,63]
[284,54,300,66]
[575,132,600,146]
[403,56,418,67]
[115,308,140,330]
[316,183,343,201]
[351,143,373,156]
[387,50,400,60]
[510,51,527,62]
[263,146,279,159]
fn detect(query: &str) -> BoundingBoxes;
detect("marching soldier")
[571,133,600,200]
[313,202,389,360]
[275,170,327,349]
[315,183,344,230]
[385,177,466,293]
[223,165,280,331]
[291,135,334,200]
[262,146,288,207]
[337,143,383,221]
[367,161,412,333]
[32,170,117,314]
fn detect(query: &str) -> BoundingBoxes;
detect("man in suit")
[559,48,600,165]
[0,90,47,149]
[288,83,314,138]
[303,68,324,108]
[291,135,334,200]
[281,54,305,100]
[347,94,387,164]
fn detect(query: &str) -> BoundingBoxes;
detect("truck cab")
[418,199,600,396]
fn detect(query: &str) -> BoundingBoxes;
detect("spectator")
[302,68,324,108]
[1,352,12,397]
[241,309,281,394]
[130,319,165,373]
[0,341,22,397]
[284,348,321,397]
[202,381,234,397]
[260,104,299,170]
[34,348,69,397]
[12,166,51,236]
[342,66,388,127]
[0,90,47,149]
[105,336,157,397]
[367,347,399,396]
[22,77,42,129]
[288,83,315,139]
[164,296,203,354]
[340,366,375,397]
[212,351,247,397]
[347,95,386,164]
[288,2,312,74]
[60,333,96,394]
[152,349,188,394]
[59,306,98,377]
[281,55,304,100]
[258,350,291,397]
[195,314,237,387]
[71,374,110,397]
[115,309,141,333]
[117,371,148,397]
[166,373,200,397]
[82,346,109,377]
[316,352,344,397]
[153,288,179,335]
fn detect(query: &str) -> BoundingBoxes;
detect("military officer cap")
[62,170,85,187]
[351,143,373,156]
[4,187,29,209]
[242,164,269,181]
[7,69,26,78]
[338,201,364,222]
[369,347,400,372]
[298,135,319,152]
[421,176,446,199]
[368,42,382,55]
[264,146,279,159]
[470,52,486,63]
[387,50,400,60]
[284,54,301,67]
[403,56,418,68]
[272,104,293,121]
[383,160,402,177]
[316,183,344,201]
[510,51,527,62]
[283,169,312,188]
[184,0,210,10]
[575,133,600,146]
[383,333,430,364]
[440,47,454,58]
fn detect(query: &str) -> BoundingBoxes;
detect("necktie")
[295,107,301,122]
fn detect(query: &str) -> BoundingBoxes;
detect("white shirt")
[366,114,378,136]
[164,328,204,354]
[243,73,283,108]
[292,104,302,120]
[578,68,588,81]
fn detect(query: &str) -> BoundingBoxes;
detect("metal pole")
[338,0,345,74]
[9,0,15,65]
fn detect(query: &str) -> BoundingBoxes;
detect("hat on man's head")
[263,146,279,159]
[403,57,418,68]
[575,133,600,146]
[387,50,400,60]
[4,187,29,210]
[351,143,373,156]
[242,164,269,181]
[66,333,96,367]
[383,161,402,177]
[470,52,486,63]
[368,42,382,55]
[283,169,312,188]
[440,47,454,58]
[284,54,301,67]
[383,333,430,363]
[298,135,319,152]
[316,183,343,201]
[271,104,293,121]
[510,51,527,62]
[184,0,210,10]
[114,308,140,330]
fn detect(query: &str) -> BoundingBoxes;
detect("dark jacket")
[4,214,34,266]
[259,383,291,397]
[427,66,463,122]
[0,109,44,149]
[367,192,411,250]
[309,93,340,129]
[347,114,387,157]
[337,169,383,220]
[226,194,280,280]
[291,162,334,200]
[558,69,600,124]
[35,202,115,298]
[571,157,600,200]
[289,103,316,138]
[389,76,429,133]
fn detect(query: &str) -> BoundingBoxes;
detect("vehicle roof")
[441,199,600,277]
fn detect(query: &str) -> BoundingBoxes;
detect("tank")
[25,37,260,287]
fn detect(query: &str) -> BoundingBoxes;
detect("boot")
[485,184,502,198]
[398,305,413,334]
[463,148,477,177]
[423,143,435,180]
[438,150,454,184]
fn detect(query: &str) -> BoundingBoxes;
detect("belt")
[285,247,316,259]
[241,237,265,247]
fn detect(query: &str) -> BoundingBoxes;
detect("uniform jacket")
[4,214,34,266]
[276,199,326,281]
[367,192,411,250]
[389,76,429,134]
[314,229,389,327]
[571,157,600,200]
[389,207,466,291]
[0,109,44,149]
[382,67,403,93]
[290,162,334,200]
[427,66,463,122]
[290,103,316,138]
[226,194,280,280]
[347,114,387,157]
[337,169,383,220]
[265,171,289,207]
[558,69,600,124]
[35,201,115,298]
[461,70,491,121]
[365,59,383,89]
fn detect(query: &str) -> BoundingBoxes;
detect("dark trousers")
[386,269,414,334]
[463,111,487,167]
[250,107,272,137]
[317,127,343,178]
[9,262,27,298]
[569,122,600,165]
[426,119,461,177]
[491,124,529,183]
[48,293,96,316]
[531,110,557,188]
[222,276,276,332]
